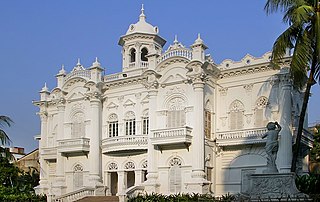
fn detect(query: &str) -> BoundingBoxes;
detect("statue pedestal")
[242,173,308,201]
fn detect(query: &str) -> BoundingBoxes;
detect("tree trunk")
[291,59,316,173]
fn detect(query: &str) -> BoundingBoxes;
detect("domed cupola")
[125,5,158,35]
[119,5,166,72]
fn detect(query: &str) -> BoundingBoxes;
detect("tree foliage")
[265,0,320,173]
[0,157,45,201]
[310,125,320,163]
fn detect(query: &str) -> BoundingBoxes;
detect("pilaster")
[277,69,293,173]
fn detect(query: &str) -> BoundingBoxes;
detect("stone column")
[191,78,206,180]
[134,170,144,186]
[145,88,159,193]
[106,172,111,195]
[277,71,293,173]
[54,101,66,195]
[89,95,102,186]
[38,112,48,191]
[117,171,127,195]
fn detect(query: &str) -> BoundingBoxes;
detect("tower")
[118,5,166,72]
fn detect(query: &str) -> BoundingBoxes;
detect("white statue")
[262,121,281,173]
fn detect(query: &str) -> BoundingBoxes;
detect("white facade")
[34,7,310,200]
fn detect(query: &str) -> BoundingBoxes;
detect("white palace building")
[33,6,312,201]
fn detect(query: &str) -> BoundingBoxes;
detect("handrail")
[53,187,95,202]
[157,48,193,64]
[216,127,267,140]
[64,70,91,81]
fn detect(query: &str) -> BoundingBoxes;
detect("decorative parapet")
[151,126,192,149]
[64,70,91,81]
[57,137,90,156]
[157,49,193,64]
[216,127,267,146]
[101,135,148,154]
[41,147,57,160]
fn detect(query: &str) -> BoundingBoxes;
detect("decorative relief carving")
[108,162,118,170]
[220,117,227,127]
[73,164,83,172]
[108,113,118,121]
[169,157,182,166]
[219,88,228,96]
[125,111,135,119]
[142,160,147,169]
[118,96,124,103]
[167,97,186,110]
[256,96,268,108]
[230,100,244,111]
[124,161,135,169]
[245,114,252,124]
[243,84,253,93]
[165,87,185,97]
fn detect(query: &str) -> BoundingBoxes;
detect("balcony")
[57,137,90,157]
[151,126,193,150]
[101,135,148,154]
[216,127,267,146]
[41,147,57,161]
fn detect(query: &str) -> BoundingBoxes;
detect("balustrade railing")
[64,70,91,81]
[157,49,193,64]
[104,73,120,81]
[153,126,192,138]
[216,128,267,140]
[54,187,95,202]
[58,137,90,147]
[103,135,147,144]
[101,135,148,153]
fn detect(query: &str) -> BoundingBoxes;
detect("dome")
[125,5,159,35]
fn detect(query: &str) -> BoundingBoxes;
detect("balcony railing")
[41,147,57,160]
[57,137,90,156]
[157,49,193,64]
[127,62,149,69]
[64,70,91,81]
[101,135,148,154]
[216,127,267,146]
[151,126,192,149]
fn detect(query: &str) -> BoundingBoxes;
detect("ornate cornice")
[103,76,146,90]
[219,64,274,79]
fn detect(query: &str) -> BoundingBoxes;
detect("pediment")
[161,73,186,85]
[141,95,149,104]
[67,92,84,101]
[123,99,136,107]
[107,102,119,109]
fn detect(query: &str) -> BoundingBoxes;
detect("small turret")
[89,57,104,82]
[56,65,66,88]
[190,33,208,62]
[39,83,50,101]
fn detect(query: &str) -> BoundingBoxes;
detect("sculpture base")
[241,173,308,201]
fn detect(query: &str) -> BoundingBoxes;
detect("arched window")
[71,112,85,138]
[167,97,186,128]
[73,164,83,190]
[108,114,119,137]
[130,48,136,63]
[229,100,244,130]
[254,96,268,127]
[125,111,136,135]
[141,48,148,61]
[169,157,182,193]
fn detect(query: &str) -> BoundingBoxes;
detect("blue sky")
[0,1,319,153]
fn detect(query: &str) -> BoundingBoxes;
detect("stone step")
[76,196,119,202]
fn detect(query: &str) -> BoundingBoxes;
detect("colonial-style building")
[33,6,310,201]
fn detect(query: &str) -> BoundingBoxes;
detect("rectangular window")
[230,111,243,130]
[167,110,185,128]
[108,121,118,137]
[126,119,136,135]
[142,117,149,135]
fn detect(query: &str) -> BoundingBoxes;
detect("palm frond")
[0,116,13,127]
[290,28,313,88]
[265,0,301,14]
[271,25,300,66]
[284,4,314,24]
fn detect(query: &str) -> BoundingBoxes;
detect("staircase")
[75,196,119,202]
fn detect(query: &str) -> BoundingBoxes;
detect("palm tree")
[265,0,320,173]
[0,115,13,159]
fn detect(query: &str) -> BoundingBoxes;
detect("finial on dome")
[58,64,66,75]
[174,35,178,44]
[92,57,101,67]
[77,58,81,66]
[195,33,204,44]
[41,82,49,92]
[139,4,146,21]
